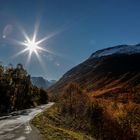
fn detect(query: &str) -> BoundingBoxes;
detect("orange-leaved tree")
[60,82,88,118]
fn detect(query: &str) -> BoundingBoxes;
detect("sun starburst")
[21,36,45,57]
[12,24,58,67]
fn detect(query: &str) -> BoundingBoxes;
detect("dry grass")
[32,104,94,140]
[95,99,140,139]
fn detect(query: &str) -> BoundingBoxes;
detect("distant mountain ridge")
[31,77,56,89]
[90,43,140,58]
[48,43,140,98]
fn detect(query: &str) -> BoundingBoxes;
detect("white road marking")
[24,123,32,134]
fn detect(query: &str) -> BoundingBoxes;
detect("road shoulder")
[27,122,46,140]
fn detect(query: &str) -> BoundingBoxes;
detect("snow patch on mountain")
[90,44,140,58]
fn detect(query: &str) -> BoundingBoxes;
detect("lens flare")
[10,22,65,70]
[23,38,44,56]
[12,24,58,67]
[26,40,38,53]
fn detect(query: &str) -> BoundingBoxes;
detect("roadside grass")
[32,104,94,140]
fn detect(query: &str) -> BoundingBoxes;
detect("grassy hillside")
[43,50,140,139]
[32,104,94,140]
[48,54,140,99]
[46,83,140,140]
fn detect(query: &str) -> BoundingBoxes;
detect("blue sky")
[0,0,140,80]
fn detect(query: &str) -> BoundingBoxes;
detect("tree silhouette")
[0,63,48,115]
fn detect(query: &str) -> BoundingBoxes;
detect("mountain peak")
[31,77,56,89]
[48,43,140,97]
[90,43,140,59]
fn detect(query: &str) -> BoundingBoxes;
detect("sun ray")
[36,31,58,45]
[18,26,30,42]
[25,50,32,66]
[34,49,47,70]
[12,24,62,67]
[17,30,47,66]
[32,21,40,42]
[12,48,29,58]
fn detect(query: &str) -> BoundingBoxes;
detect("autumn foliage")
[0,63,48,115]
[60,83,88,117]
[57,82,140,140]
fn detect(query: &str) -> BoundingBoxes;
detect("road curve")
[0,102,54,140]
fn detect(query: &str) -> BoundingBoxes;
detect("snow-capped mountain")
[48,43,140,98]
[90,44,140,58]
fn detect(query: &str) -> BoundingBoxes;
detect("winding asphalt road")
[0,102,54,140]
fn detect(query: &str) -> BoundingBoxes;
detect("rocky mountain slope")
[31,77,56,89]
[48,43,140,98]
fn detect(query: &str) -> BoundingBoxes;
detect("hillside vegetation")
[37,45,140,139]
[0,63,48,115]
[58,83,140,139]
[38,83,140,140]
[48,54,140,99]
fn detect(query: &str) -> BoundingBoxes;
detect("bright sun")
[25,39,39,54]
[13,24,58,66]
[27,40,37,52]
